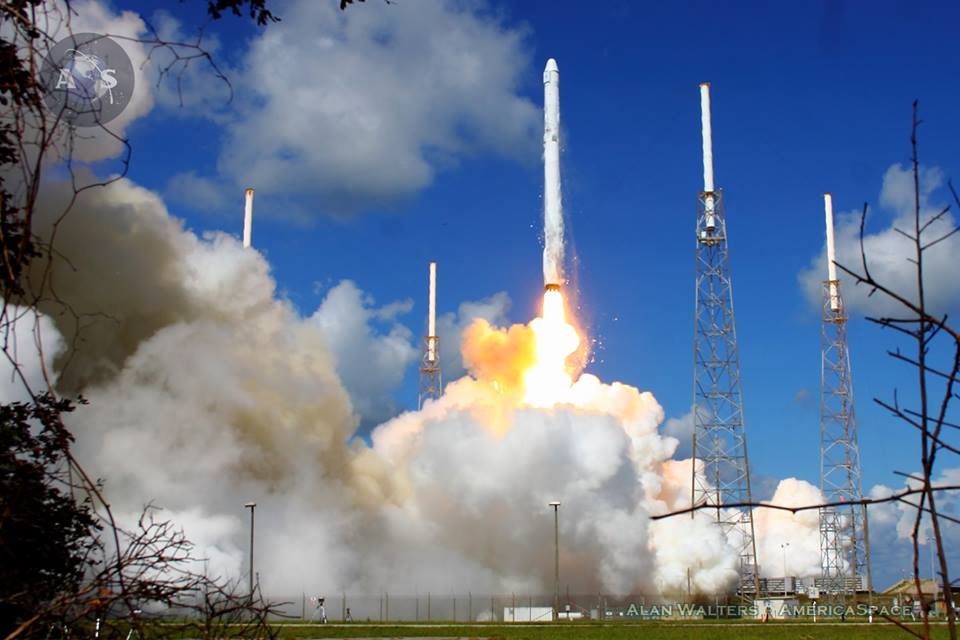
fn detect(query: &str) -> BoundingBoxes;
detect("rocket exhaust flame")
[523,288,580,407]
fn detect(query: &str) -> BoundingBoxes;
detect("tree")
[836,102,960,640]
[0,395,97,637]
[0,1,295,638]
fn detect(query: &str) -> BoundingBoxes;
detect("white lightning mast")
[418,261,441,408]
[243,188,254,248]
[700,83,716,231]
[819,192,871,601]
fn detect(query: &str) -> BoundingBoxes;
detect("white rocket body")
[824,193,840,312]
[543,58,563,288]
[427,261,437,363]
[243,188,254,248]
[699,83,716,230]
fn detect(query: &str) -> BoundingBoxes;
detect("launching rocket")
[542,58,563,290]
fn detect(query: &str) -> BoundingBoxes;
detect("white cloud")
[177,0,539,215]
[800,164,960,317]
[166,171,229,211]
[866,468,960,588]
[311,280,418,426]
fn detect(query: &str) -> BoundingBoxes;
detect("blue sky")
[84,0,960,586]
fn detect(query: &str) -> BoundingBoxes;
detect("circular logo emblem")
[39,32,134,127]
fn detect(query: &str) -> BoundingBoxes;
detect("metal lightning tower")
[818,193,872,599]
[418,261,441,409]
[690,83,761,599]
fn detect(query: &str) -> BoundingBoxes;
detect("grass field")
[268,621,952,639]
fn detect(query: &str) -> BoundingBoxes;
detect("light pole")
[549,501,560,621]
[780,542,790,597]
[245,502,256,600]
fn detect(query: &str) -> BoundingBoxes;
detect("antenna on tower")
[243,188,254,248]
[418,261,441,409]
[818,192,872,601]
[690,82,761,601]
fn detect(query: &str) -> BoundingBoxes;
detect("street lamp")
[245,502,256,599]
[780,542,790,597]
[549,501,560,621]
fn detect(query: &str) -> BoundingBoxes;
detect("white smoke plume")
[752,478,824,579]
[14,176,851,600]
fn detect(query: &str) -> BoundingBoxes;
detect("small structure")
[502,606,553,622]
[882,578,939,601]
[754,597,799,620]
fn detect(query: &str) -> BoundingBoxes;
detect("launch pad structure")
[690,82,761,600]
[818,194,872,600]
[418,261,441,409]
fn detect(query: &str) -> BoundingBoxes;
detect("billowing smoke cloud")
[23,174,902,599]
[18,175,746,597]
[436,291,511,381]
[752,478,823,579]
[373,318,741,595]
[0,307,62,403]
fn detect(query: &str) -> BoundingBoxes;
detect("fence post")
[428,592,431,621]
[342,592,346,621]
[491,596,495,621]
[453,595,456,622]
[469,592,472,621]
[386,593,389,621]
[301,593,305,620]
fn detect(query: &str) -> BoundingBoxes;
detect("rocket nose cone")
[545,58,558,73]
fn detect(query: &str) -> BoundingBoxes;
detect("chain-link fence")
[266,593,743,622]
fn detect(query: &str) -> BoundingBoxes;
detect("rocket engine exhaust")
[243,188,254,248]
[542,58,564,289]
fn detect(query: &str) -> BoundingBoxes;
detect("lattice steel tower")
[818,193,871,599]
[690,83,761,598]
[418,261,441,409]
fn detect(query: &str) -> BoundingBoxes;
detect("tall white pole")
[543,58,563,288]
[427,261,437,363]
[699,83,716,230]
[824,193,840,312]
[243,188,254,248]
